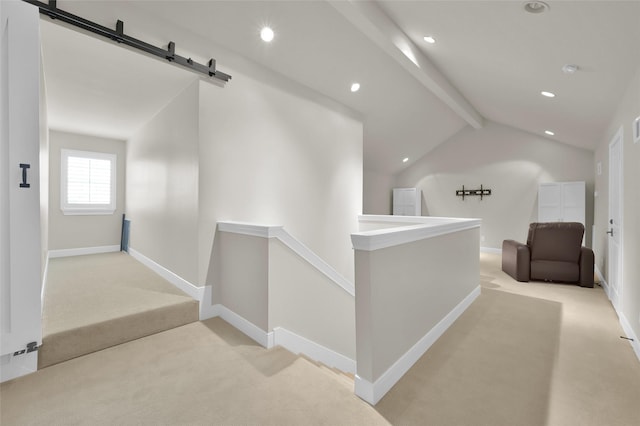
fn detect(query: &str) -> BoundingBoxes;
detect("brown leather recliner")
[502,222,594,288]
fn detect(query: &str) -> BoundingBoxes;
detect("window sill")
[61,208,116,216]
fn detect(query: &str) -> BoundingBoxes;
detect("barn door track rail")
[23,0,232,82]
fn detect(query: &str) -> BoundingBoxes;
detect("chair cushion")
[527,222,584,263]
[531,260,580,282]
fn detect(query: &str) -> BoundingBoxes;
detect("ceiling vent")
[523,1,550,14]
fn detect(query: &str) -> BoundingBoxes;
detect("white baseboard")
[201,301,221,321]
[355,285,481,405]
[48,245,120,258]
[0,352,37,383]
[211,304,272,348]
[273,327,356,374]
[595,264,609,293]
[480,247,502,254]
[199,285,215,321]
[203,304,354,373]
[594,265,639,363]
[619,312,640,363]
[128,248,203,301]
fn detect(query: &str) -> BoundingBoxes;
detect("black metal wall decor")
[23,0,232,82]
[456,185,491,200]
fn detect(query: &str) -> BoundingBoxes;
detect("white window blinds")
[61,149,116,215]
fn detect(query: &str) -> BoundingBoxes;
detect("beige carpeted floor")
[2,252,639,425]
[39,252,199,368]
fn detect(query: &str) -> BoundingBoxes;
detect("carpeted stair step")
[40,252,200,369]
[298,354,354,390]
[38,299,199,368]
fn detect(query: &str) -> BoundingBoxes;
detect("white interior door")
[608,127,623,309]
[0,0,42,382]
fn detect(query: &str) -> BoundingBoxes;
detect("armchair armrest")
[579,247,595,288]
[502,240,530,282]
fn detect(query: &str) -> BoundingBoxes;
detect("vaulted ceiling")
[41,1,640,174]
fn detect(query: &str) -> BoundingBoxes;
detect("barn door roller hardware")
[456,185,492,200]
[23,0,232,82]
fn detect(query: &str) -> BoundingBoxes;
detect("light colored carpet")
[39,252,199,368]
[2,253,639,425]
[2,318,385,425]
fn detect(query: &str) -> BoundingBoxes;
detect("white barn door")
[1,0,43,382]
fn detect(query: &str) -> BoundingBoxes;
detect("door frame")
[607,126,623,309]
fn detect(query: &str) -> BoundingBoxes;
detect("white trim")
[218,221,355,296]
[480,247,502,254]
[198,285,215,321]
[61,209,116,216]
[0,352,37,383]
[619,312,640,362]
[60,148,116,215]
[40,251,49,315]
[272,228,355,296]
[267,329,275,348]
[48,245,120,258]
[351,219,481,251]
[128,247,203,301]
[608,126,624,311]
[595,266,640,363]
[273,327,356,374]
[355,285,481,405]
[211,304,272,348]
[217,221,283,238]
[359,214,465,225]
[595,264,609,294]
[618,312,640,361]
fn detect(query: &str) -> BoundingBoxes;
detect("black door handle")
[19,163,30,188]
[607,229,614,236]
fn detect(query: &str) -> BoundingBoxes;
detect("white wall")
[269,238,355,359]
[48,130,126,251]
[353,224,480,404]
[594,64,640,346]
[363,169,394,215]
[394,121,594,249]
[126,81,199,285]
[41,1,364,288]
[214,231,269,330]
[198,73,363,285]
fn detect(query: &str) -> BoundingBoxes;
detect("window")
[61,149,116,215]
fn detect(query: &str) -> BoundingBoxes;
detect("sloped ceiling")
[40,1,640,175]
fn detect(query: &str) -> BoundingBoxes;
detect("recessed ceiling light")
[524,1,550,14]
[350,83,360,92]
[402,157,409,163]
[260,27,274,42]
[541,91,556,98]
[562,64,579,74]
[423,36,436,44]
[545,130,555,136]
